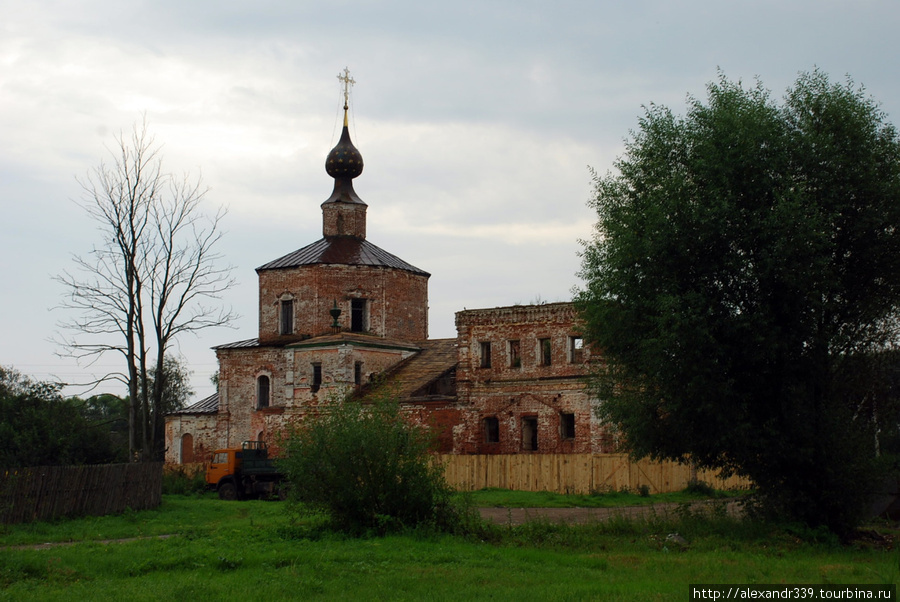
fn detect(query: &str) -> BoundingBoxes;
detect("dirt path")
[477,499,741,526]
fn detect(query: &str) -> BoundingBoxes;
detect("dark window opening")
[561,413,575,439]
[484,417,499,443]
[539,338,552,366]
[311,363,322,393]
[351,299,367,332]
[569,336,584,363]
[508,340,521,368]
[522,416,538,451]
[280,299,293,335]
[479,341,491,368]
[257,375,270,409]
[354,361,362,387]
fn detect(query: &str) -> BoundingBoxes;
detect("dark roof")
[213,338,260,350]
[170,392,219,415]
[256,236,429,276]
[287,331,421,352]
[364,338,458,401]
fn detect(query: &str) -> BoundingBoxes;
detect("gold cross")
[337,67,355,109]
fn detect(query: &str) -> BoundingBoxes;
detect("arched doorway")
[181,433,194,464]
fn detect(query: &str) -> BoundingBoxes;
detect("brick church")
[165,78,613,464]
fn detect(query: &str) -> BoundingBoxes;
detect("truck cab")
[206,441,282,500]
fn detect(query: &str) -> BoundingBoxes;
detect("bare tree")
[56,120,235,460]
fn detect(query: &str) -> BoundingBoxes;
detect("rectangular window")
[280,299,294,335]
[351,299,367,332]
[311,363,322,393]
[569,336,584,363]
[561,413,575,439]
[539,338,552,366]
[257,375,270,409]
[479,341,492,368]
[522,416,538,451]
[354,361,363,387]
[508,340,521,368]
[483,416,499,443]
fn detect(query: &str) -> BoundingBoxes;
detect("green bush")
[278,393,472,535]
[162,466,208,496]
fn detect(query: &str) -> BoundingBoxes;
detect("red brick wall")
[258,264,428,344]
[164,414,219,464]
[214,341,418,450]
[322,202,366,238]
[449,303,613,455]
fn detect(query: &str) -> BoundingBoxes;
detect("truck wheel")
[218,482,238,501]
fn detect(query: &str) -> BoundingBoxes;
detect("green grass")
[464,486,744,508]
[0,493,897,601]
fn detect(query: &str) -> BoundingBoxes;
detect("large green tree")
[576,71,900,534]
[0,367,120,469]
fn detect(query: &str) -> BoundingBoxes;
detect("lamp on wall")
[330,300,342,332]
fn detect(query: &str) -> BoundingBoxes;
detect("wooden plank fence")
[0,462,163,524]
[435,454,750,494]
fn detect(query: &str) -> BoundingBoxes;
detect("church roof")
[169,392,219,415]
[360,338,458,401]
[256,236,430,276]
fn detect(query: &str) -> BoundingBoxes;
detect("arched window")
[180,433,194,464]
[257,375,270,409]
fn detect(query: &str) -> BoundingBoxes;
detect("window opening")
[508,340,521,368]
[351,299,367,332]
[483,417,499,443]
[522,416,538,451]
[354,361,363,387]
[311,363,322,393]
[569,336,584,363]
[280,299,294,335]
[561,413,576,439]
[479,341,492,368]
[257,375,270,409]
[539,338,552,366]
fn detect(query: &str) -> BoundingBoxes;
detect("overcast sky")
[3,0,899,401]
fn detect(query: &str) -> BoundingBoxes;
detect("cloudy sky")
[3,0,899,401]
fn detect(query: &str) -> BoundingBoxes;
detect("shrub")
[278,393,470,535]
[162,465,207,495]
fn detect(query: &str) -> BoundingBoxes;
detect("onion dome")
[325,119,364,180]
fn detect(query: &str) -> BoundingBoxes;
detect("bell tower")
[322,67,367,239]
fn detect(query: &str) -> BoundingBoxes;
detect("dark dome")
[325,126,364,179]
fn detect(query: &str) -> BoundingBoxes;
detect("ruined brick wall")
[451,303,613,454]
[215,340,418,451]
[258,264,428,344]
[164,413,219,464]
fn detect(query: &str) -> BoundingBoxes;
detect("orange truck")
[206,441,284,500]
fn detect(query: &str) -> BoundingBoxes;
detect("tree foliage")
[0,367,121,469]
[55,120,235,461]
[576,70,900,534]
[278,394,464,535]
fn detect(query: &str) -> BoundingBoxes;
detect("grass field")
[1,491,897,601]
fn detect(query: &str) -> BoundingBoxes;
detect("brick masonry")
[258,264,428,345]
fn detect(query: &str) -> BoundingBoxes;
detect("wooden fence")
[0,462,163,524]
[436,454,751,494]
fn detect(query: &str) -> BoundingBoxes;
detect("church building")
[165,74,612,464]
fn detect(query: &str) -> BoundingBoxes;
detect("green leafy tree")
[279,393,465,535]
[0,366,120,468]
[576,70,900,534]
